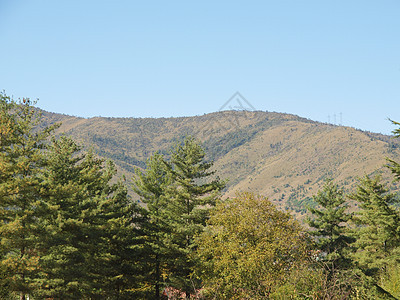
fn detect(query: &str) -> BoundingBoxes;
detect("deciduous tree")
[196,192,309,299]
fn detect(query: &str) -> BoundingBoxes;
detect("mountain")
[39,109,400,216]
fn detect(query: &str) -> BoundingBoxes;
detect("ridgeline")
[40,109,400,215]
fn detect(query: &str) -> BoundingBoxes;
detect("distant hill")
[39,109,400,216]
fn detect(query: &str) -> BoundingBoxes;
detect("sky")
[0,0,399,134]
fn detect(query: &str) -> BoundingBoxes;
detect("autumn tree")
[196,192,309,299]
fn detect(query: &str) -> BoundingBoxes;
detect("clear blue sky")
[1,0,399,134]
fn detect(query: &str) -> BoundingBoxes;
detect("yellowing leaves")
[196,192,309,299]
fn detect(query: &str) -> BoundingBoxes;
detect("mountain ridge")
[37,108,400,215]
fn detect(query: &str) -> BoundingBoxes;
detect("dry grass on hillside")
[38,109,400,215]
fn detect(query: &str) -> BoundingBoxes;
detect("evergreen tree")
[93,171,147,299]
[307,179,353,271]
[35,136,87,299]
[133,152,171,299]
[387,120,400,180]
[163,137,225,298]
[0,94,56,299]
[381,119,400,298]
[349,175,400,276]
[0,94,147,298]
[37,136,145,299]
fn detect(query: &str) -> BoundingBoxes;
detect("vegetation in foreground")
[1,93,400,299]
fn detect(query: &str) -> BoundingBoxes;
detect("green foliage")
[95,177,147,299]
[3,96,400,298]
[0,94,57,299]
[133,152,172,299]
[386,120,400,182]
[390,119,400,138]
[346,175,400,299]
[133,137,225,298]
[307,179,354,270]
[270,262,361,299]
[162,136,225,297]
[36,136,145,299]
[196,192,309,299]
[349,175,400,276]
[0,94,146,299]
[36,136,88,299]
[380,263,400,298]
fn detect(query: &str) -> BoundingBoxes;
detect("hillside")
[39,109,400,214]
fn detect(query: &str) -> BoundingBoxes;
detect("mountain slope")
[39,109,400,213]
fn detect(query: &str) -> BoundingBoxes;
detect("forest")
[1,93,400,299]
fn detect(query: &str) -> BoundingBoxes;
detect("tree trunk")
[155,254,160,300]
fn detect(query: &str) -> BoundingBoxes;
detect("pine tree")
[37,136,145,299]
[93,169,147,299]
[349,175,400,276]
[307,179,353,271]
[387,120,400,180]
[133,152,171,299]
[35,136,86,299]
[0,94,56,300]
[36,136,102,298]
[163,137,225,298]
